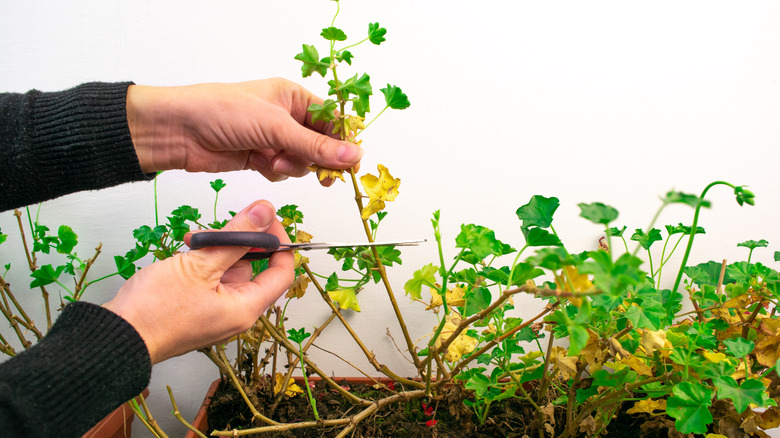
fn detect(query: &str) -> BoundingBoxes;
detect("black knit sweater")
[0,82,154,437]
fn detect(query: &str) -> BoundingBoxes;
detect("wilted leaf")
[273,372,303,397]
[286,274,311,299]
[309,165,346,182]
[434,313,477,362]
[360,165,400,219]
[428,286,466,309]
[640,329,670,356]
[295,230,313,243]
[627,398,667,415]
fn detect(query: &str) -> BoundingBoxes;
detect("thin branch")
[168,386,208,438]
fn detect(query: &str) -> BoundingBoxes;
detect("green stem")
[359,105,389,133]
[297,343,320,421]
[671,181,735,293]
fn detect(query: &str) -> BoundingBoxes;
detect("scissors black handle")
[189,231,281,260]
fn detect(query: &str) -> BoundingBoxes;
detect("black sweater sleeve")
[0,302,152,438]
[0,82,155,211]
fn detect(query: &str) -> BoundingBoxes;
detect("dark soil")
[205,377,682,437]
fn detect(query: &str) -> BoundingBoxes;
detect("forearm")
[0,302,151,438]
[0,82,154,212]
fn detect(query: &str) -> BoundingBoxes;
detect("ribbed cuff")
[0,301,152,437]
[0,82,155,211]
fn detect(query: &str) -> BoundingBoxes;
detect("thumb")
[186,200,277,274]
[274,121,364,169]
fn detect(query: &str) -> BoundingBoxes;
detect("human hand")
[103,200,294,364]
[126,78,362,186]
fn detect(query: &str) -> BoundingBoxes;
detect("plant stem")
[295,342,320,420]
[167,386,208,438]
[671,181,735,293]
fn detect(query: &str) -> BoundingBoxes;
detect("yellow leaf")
[427,286,466,310]
[309,165,345,182]
[640,329,671,356]
[555,265,593,293]
[759,406,780,429]
[622,355,653,377]
[286,274,311,299]
[296,230,313,243]
[273,373,303,397]
[328,288,361,312]
[702,351,727,363]
[627,399,667,415]
[434,313,477,362]
[359,164,400,220]
[550,346,579,380]
[704,435,729,438]
[755,334,780,368]
[294,252,310,269]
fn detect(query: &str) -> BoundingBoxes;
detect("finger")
[186,200,277,275]
[221,261,253,284]
[268,121,364,170]
[270,154,314,178]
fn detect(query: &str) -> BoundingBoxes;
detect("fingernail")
[338,144,364,163]
[248,203,274,228]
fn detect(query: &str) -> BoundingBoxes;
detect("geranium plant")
[12,1,771,437]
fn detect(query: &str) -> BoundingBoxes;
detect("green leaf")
[336,50,353,65]
[456,224,513,260]
[714,377,773,413]
[662,190,710,208]
[624,299,664,330]
[171,205,201,222]
[567,324,589,356]
[320,26,347,41]
[210,179,226,193]
[464,287,492,316]
[167,215,190,241]
[380,84,410,110]
[684,261,732,287]
[723,337,754,359]
[607,226,627,237]
[506,263,544,286]
[516,195,559,229]
[774,251,780,262]
[630,228,662,250]
[307,99,338,124]
[404,264,438,300]
[133,225,167,245]
[277,204,304,227]
[294,44,329,77]
[56,225,78,254]
[368,22,387,45]
[666,382,713,434]
[578,202,618,225]
[592,367,635,388]
[287,327,311,345]
[738,239,768,250]
[30,264,66,288]
[114,255,137,280]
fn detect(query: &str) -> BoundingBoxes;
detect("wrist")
[126,84,187,173]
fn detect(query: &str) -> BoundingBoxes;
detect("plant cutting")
[91,2,779,437]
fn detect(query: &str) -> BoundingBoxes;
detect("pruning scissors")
[189,231,425,260]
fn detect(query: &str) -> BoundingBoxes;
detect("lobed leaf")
[380,84,410,110]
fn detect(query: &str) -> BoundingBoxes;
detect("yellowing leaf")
[627,398,667,415]
[702,351,727,363]
[434,313,477,362]
[427,286,466,309]
[328,288,361,312]
[296,230,313,243]
[286,274,311,299]
[555,265,593,293]
[759,406,780,429]
[294,252,310,269]
[704,434,729,438]
[309,165,345,182]
[359,164,400,219]
[550,346,579,380]
[755,334,780,368]
[273,373,303,397]
[640,329,671,356]
[622,355,653,377]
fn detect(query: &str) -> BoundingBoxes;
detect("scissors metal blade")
[282,239,426,251]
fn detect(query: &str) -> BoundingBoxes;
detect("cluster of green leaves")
[294,0,408,129]
[403,182,780,436]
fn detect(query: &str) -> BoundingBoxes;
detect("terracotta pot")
[82,389,149,438]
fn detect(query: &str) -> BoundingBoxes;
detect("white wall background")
[1,1,779,436]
